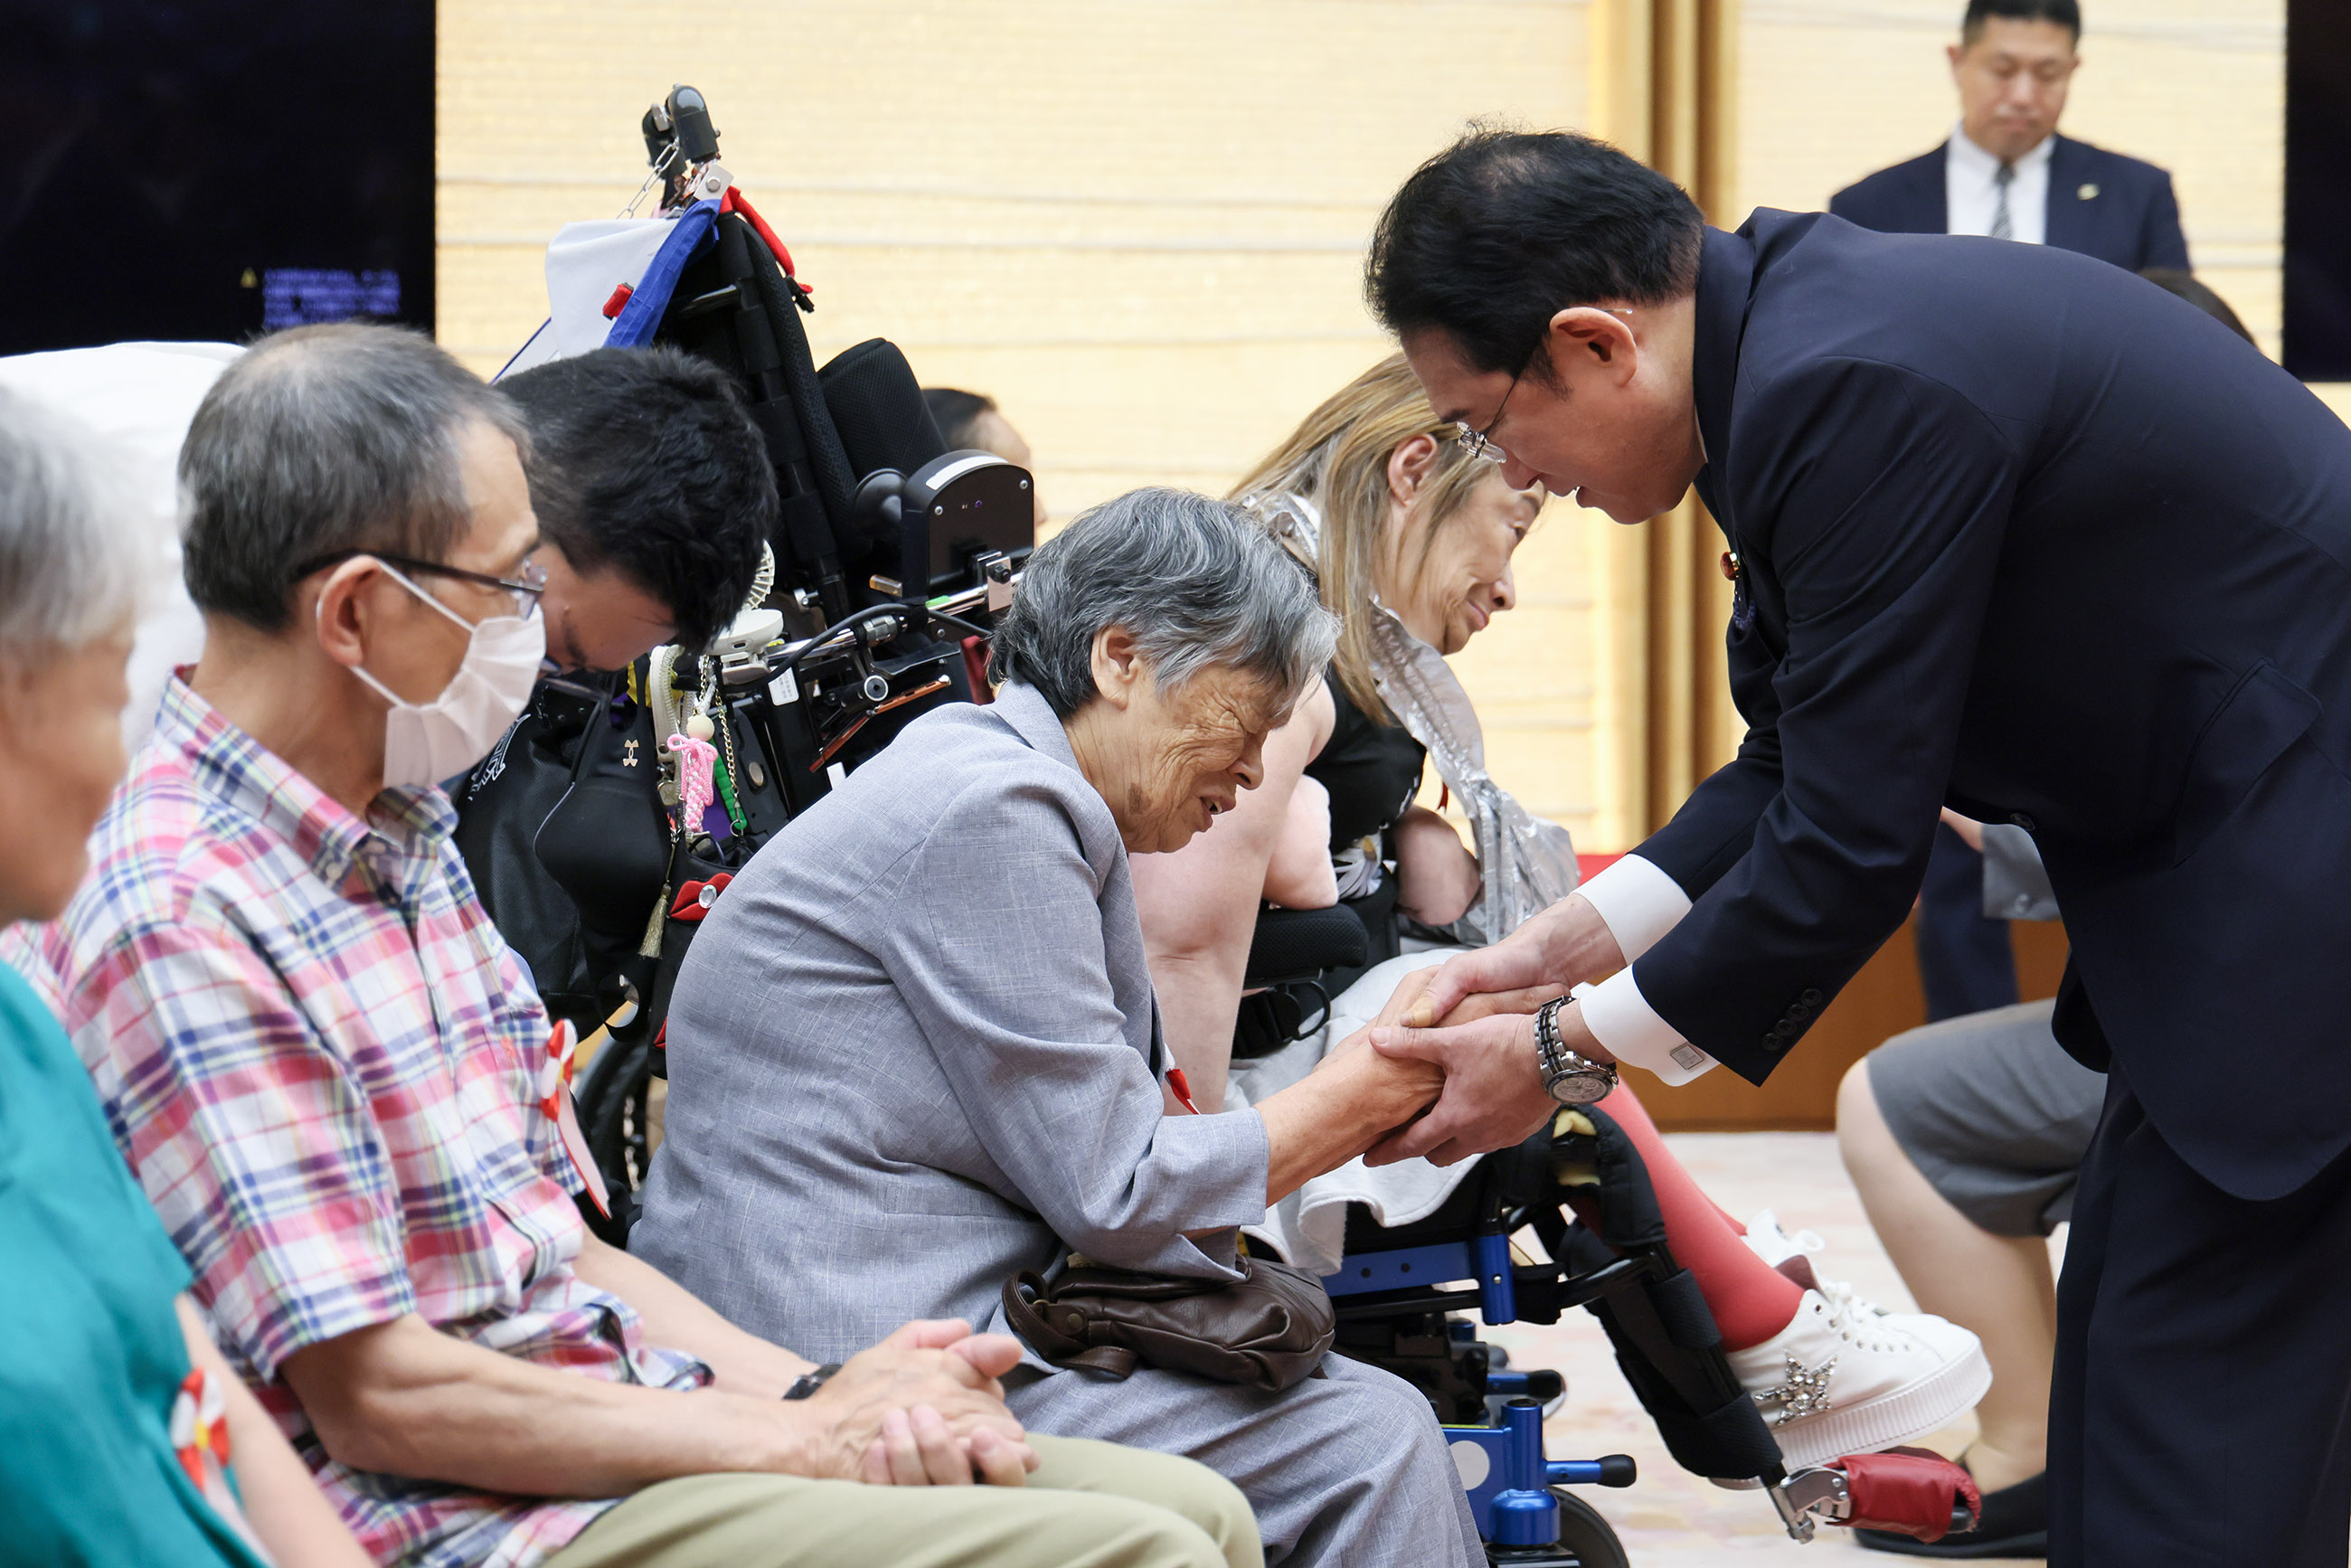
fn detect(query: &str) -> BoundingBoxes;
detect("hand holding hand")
[1364,1005,1610,1167]
[1404,893,1625,1028]
[1402,933,1558,1031]
[799,1318,1037,1486]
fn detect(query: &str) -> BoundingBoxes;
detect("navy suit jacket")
[1829,135,2189,273]
[1638,212,2351,1200]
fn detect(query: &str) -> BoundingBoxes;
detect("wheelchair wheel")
[1551,1489,1629,1568]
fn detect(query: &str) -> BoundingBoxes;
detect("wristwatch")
[1534,997,1619,1105]
[782,1363,842,1401]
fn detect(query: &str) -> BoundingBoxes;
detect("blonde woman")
[1129,354,1990,1474]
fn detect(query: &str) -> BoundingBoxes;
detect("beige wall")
[439,0,2299,854]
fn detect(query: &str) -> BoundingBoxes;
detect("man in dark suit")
[1836,0,2191,1020]
[1358,129,2351,1566]
[1833,0,2188,273]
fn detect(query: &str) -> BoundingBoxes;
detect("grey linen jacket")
[630,681,1275,1362]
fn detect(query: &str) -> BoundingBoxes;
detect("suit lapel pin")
[2078,182,2099,201]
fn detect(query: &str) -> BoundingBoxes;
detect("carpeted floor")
[1479,1130,2054,1566]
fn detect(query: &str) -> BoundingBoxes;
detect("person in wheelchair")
[496,345,774,678]
[632,489,1490,1568]
[1128,354,1989,1475]
[450,344,776,1036]
[14,326,1260,1568]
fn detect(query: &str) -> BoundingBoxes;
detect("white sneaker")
[1724,1287,1991,1473]
[1742,1208,1827,1291]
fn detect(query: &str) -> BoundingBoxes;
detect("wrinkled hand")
[1319,963,1567,1078]
[1310,966,1444,1076]
[802,1319,1037,1486]
[1402,933,1557,1032]
[1363,1011,1566,1167]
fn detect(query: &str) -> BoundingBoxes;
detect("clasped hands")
[1313,892,1626,1168]
[793,1318,1039,1487]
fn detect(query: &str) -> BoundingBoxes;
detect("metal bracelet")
[1534,996,1570,1079]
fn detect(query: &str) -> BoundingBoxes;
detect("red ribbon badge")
[669,873,733,922]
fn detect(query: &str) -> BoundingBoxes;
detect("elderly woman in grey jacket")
[633,489,1484,1568]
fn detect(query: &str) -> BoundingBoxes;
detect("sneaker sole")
[1764,1340,1993,1472]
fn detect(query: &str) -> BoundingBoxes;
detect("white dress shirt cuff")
[1577,974,1717,1085]
[1577,854,1693,964]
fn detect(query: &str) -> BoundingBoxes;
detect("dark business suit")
[1638,211,2351,1563]
[1836,135,2191,1015]
[1830,134,2191,272]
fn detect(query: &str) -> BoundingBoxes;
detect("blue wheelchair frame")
[1324,1220,1937,1554]
[1325,1233,1640,1562]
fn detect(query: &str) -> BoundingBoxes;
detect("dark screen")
[2286,0,2351,379]
[0,2,434,354]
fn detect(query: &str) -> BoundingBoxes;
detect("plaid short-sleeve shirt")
[17,676,707,1568]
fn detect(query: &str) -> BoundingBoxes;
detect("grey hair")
[0,388,152,662]
[993,486,1340,718]
[181,322,531,632]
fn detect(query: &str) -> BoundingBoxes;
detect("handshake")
[1308,889,1630,1169]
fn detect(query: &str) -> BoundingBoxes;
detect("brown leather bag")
[1001,1253,1336,1392]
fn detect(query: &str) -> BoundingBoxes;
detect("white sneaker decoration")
[1725,1216,1991,1472]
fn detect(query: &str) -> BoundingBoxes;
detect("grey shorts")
[1865,998,2108,1238]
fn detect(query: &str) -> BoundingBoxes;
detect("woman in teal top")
[0,389,367,1568]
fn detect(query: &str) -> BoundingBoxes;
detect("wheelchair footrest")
[1769,1449,1981,1544]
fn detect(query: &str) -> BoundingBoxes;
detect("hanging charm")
[666,730,720,836]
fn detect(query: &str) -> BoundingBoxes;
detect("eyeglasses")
[294,550,547,621]
[1454,307,1636,465]
[1456,362,1525,464]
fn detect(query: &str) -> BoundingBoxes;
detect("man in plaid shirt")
[16,325,1256,1568]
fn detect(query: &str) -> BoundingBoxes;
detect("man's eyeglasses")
[1456,362,1526,464]
[294,550,548,621]
[1453,307,1636,465]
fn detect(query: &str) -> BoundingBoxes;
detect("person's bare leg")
[1836,1058,2055,1495]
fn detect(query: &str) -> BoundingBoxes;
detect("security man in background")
[1832,0,2192,1020]
[1833,0,2188,272]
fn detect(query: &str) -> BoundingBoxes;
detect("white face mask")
[335,561,546,789]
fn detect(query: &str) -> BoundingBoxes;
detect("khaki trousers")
[542,1434,1262,1568]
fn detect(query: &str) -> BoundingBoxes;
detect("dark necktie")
[1990,161,2016,241]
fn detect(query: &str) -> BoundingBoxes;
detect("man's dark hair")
[2139,269,2256,346]
[501,346,776,652]
[183,323,531,633]
[1365,128,1705,383]
[1961,0,2081,45]
[923,387,997,451]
